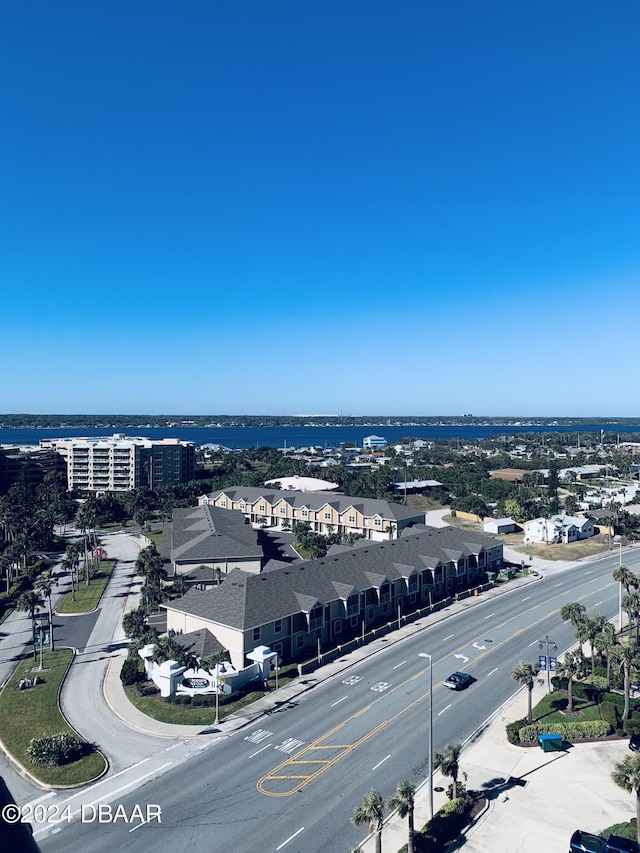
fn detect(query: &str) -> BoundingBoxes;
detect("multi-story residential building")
[362,434,387,450]
[199,487,425,540]
[164,525,503,670]
[40,434,195,493]
[166,504,263,586]
[0,446,67,495]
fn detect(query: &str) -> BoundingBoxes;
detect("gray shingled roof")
[170,504,262,564]
[203,487,423,522]
[164,525,501,631]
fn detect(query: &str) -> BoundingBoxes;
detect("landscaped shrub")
[584,674,608,691]
[27,733,87,766]
[417,794,474,851]
[120,657,142,686]
[623,712,640,735]
[600,701,621,733]
[506,717,528,745]
[137,683,160,697]
[166,694,191,705]
[519,720,610,742]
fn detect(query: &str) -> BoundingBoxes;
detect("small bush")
[600,701,621,732]
[506,717,528,745]
[137,683,160,697]
[120,657,142,686]
[27,733,86,767]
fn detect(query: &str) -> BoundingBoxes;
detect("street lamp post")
[619,542,623,635]
[419,652,434,819]
[538,635,557,693]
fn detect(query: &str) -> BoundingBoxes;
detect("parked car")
[629,733,640,752]
[569,830,607,853]
[443,671,473,690]
[569,831,640,853]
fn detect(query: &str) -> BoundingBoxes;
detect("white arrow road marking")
[454,654,469,663]
[472,642,486,650]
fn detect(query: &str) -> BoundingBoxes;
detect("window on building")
[296,634,305,649]
[220,500,227,508]
[259,504,265,512]
[324,512,331,520]
[274,619,282,634]
[348,515,356,523]
[367,607,374,621]
[351,615,359,628]
[301,508,308,517]
[252,627,260,642]
[333,619,342,634]
[374,518,382,527]
[280,506,286,514]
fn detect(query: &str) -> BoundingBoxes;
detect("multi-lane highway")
[37,548,637,853]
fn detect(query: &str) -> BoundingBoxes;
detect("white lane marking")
[55,758,151,808]
[442,634,454,641]
[393,661,407,669]
[593,601,603,607]
[438,704,452,717]
[23,792,55,808]
[129,821,147,833]
[487,668,498,677]
[372,754,391,772]
[165,743,181,751]
[249,744,272,758]
[484,613,495,619]
[554,583,563,587]
[528,640,538,647]
[34,762,173,836]
[522,596,531,602]
[585,571,592,575]
[331,695,348,707]
[277,827,305,850]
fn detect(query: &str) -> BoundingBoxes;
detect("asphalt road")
[36,548,639,853]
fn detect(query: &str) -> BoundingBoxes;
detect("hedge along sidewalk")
[0,648,107,787]
[56,560,117,615]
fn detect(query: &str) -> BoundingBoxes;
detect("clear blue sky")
[2,1,639,416]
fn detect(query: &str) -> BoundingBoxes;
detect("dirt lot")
[442,514,611,561]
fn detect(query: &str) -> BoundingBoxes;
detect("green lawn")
[145,531,163,552]
[125,685,267,725]
[56,560,116,614]
[532,690,602,723]
[0,649,106,785]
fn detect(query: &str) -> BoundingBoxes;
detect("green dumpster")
[538,733,563,752]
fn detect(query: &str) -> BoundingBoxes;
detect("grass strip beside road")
[0,649,107,785]
[56,560,116,614]
[125,685,266,725]
[533,691,602,723]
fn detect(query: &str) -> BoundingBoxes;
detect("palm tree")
[560,602,586,629]
[611,753,640,844]
[350,789,385,853]
[511,661,541,723]
[387,780,416,853]
[622,592,640,643]
[614,565,636,634]
[584,615,608,673]
[554,650,585,713]
[35,570,58,650]
[433,742,463,800]
[611,643,640,720]
[17,589,44,660]
[595,622,617,689]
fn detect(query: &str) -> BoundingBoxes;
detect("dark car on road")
[443,671,473,690]
[570,831,640,853]
[629,733,640,752]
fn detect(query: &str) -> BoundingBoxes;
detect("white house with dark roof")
[164,525,503,669]
[199,486,424,541]
[523,513,594,545]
